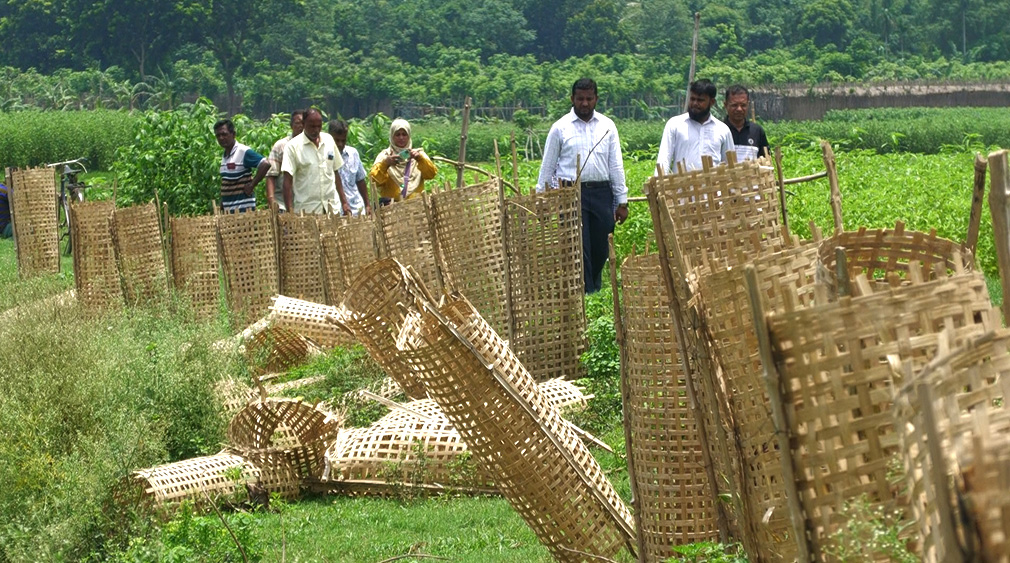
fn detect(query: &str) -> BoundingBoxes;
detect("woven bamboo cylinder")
[959,433,1010,561]
[504,187,586,381]
[70,200,122,309]
[322,215,379,305]
[894,329,1010,562]
[403,294,636,562]
[376,195,441,294]
[620,251,720,559]
[277,213,325,304]
[170,214,220,318]
[8,166,59,277]
[269,295,353,350]
[762,272,998,560]
[113,202,167,303]
[217,209,279,326]
[430,180,509,336]
[245,325,316,375]
[333,259,432,400]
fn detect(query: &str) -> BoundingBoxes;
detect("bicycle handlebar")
[45,157,88,173]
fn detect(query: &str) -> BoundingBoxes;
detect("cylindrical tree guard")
[217,209,279,326]
[321,215,379,305]
[277,213,325,304]
[70,200,122,310]
[8,166,59,277]
[504,187,586,381]
[113,202,167,303]
[270,295,354,350]
[170,214,220,318]
[376,195,442,294]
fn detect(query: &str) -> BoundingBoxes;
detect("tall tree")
[0,0,75,71]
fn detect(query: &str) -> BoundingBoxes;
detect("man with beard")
[281,108,350,215]
[536,77,628,294]
[656,79,735,174]
[723,85,769,161]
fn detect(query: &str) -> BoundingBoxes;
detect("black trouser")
[577,181,615,294]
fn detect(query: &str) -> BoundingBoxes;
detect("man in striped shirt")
[215,119,270,212]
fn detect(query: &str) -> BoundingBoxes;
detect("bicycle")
[46,157,88,256]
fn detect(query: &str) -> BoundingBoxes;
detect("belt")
[560,180,611,189]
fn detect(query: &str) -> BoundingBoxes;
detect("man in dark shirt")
[724,85,770,161]
[0,183,11,238]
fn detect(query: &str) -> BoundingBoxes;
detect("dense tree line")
[1,0,1008,117]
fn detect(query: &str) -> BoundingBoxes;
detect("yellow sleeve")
[416,152,437,180]
[370,159,398,199]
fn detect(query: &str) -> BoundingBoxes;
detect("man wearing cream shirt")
[282,108,351,215]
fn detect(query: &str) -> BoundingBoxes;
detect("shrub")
[0,109,136,170]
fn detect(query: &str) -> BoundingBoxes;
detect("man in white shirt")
[536,78,628,293]
[328,119,370,216]
[281,108,351,215]
[265,109,304,211]
[656,79,735,174]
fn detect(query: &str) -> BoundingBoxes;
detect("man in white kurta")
[656,79,735,175]
[281,108,350,215]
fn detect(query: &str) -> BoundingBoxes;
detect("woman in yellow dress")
[370,118,437,205]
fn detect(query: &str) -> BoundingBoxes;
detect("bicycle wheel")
[61,195,74,256]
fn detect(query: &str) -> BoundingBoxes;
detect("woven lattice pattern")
[8,167,59,277]
[376,195,441,294]
[269,295,353,349]
[113,203,167,303]
[764,273,997,559]
[621,252,720,557]
[404,295,635,562]
[326,215,379,304]
[960,433,1010,561]
[132,451,299,508]
[217,209,278,325]
[227,398,341,482]
[819,223,973,295]
[430,181,508,336]
[894,329,1010,562]
[333,259,431,399]
[170,215,220,318]
[646,155,785,270]
[245,325,314,375]
[70,200,122,309]
[277,213,325,304]
[504,187,586,381]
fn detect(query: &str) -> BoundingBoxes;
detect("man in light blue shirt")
[329,120,370,216]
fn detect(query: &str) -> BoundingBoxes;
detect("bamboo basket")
[217,209,279,326]
[113,202,167,303]
[245,324,317,375]
[322,215,379,304]
[376,194,442,294]
[270,295,354,350]
[169,214,220,318]
[7,166,59,277]
[70,200,122,309]
[504,186,587,381]
[620,251,720,558]
[959,433,1010,561]
[430,180,508,336]
[760,271,998,560]
[277,213,325,304]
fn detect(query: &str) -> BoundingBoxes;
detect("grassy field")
[0,144,1000,561]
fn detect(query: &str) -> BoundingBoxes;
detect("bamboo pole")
[987,149,1010,325]
[784,171,828,185]
[966,153,988,256]
[916,383,966,562]
[773,146,789,231]
[494,139,515,345]
[511,131,520,194]
[607,234,645,563]
[685,12,700,112]
[821,140,843,235]
[456,96,472,189]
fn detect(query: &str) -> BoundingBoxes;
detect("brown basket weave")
[321,215,379,305]
[504,187,586,381]
[113,203,167,303]
[245,325,315,375]
[70,200,122,309]
[959,433,1010,561]
[269,295,353,350]
[893,329,1010,562]
[8,167,59,277]
[169,214,220,318]
[277,213,325,304]
[430,180,509,336]
[376,194,442,294]
[217,209,279,326]
[227,398,341,482]
[332,259,432,400]
[131,450,300,509]
[405,294,636,562]
[762,273,998,560]
[620,251,721,557]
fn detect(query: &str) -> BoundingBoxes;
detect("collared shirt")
[281,131,344,214]
[338,145,367,215]
[220,141,265,212]
[536,108,628,205]
[724,119,770,162]
[267,134,292,211]
[656,113,735,174]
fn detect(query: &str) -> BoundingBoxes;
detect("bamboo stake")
[743,265,812,562]
[966,153,988,257]
[494,140,515,345]
[510,131,520,194]
[422,191,445,295]
[685,12,700,112]
[784,171,828,185]
[607,234,646,563]
[821,140,843,235]
[916,383,966,562]
[456,96,472,189]
[773,146,789,231]
[987,149,1010,325]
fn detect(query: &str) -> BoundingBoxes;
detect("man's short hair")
[725,84,750,101]
[689,79,718,99]
[328,119,349,136]
[213,119,235,134]
[571,78,598,96]
[304,108,323,121]
[290,109,306,125]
